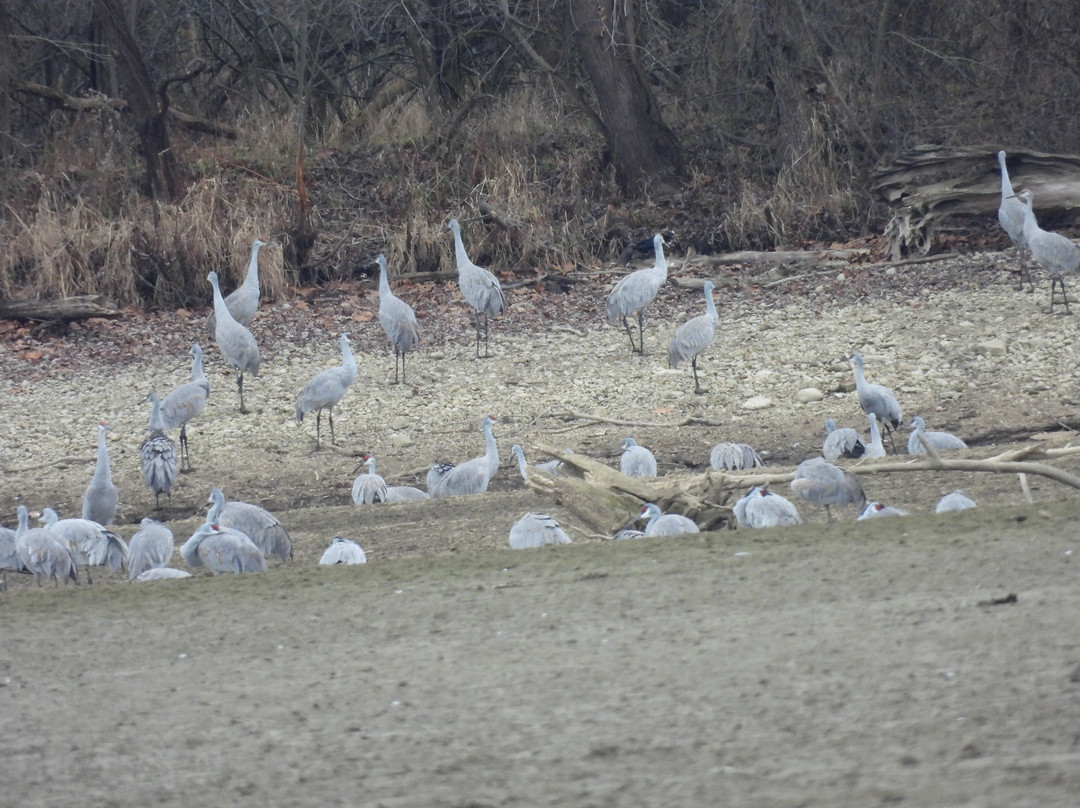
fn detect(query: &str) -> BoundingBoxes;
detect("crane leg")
[179,424,191,472]
[484,312,491,358]
[315,410,322,448]
[692,356,706,395]
[237,372,247,413]
[636,310,646,356]
[328,408,336,445]
[399,350,406,384]
[620,316,640,355]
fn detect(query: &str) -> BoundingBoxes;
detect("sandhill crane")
[208,270,261,413]
[511,444,565,482]
[639,503,699,537]
[863,413,887,459]
[127,517,175,580]
[1014,189,1080,312]
[16,521,79,587]
[790,457,866,521]
[448,219,504,358]
[733,486,802,528]
[849,352,902,447]
[351,455,389,505]
[133,567,192,581]
[206,488,292,562]
[81,422,119,526]
[0,505,28,590]
[40,507,128,583]
[426,462,455,495]
[936,490,976,513]
[858,501,908,519]
[140,392,178,508]
[997,151,1033,291]
[429,415,500,497]
[613,528,647,541]
[376,254,419,383]
[509,512,572,549]
[319,536,367,565]
[160,344,210,471]
[295,333,358,447]
[668,280,718,394]
[181,522,266,574]
[207,237,272,333]
[606,234,668,355]
[383,486,429,502]
[709,442,763,471]
[823,418,866,462]
[907,416,967,454]
[620,437,657,478]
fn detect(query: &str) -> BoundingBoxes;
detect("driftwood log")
[873,146,1080,261]
[0,295,122,323]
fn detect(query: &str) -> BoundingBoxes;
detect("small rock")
[741,395,773,411]
[390,433,413,449]
[795,387,824,403]
[390,416,409,431]
[975,338,1007,357]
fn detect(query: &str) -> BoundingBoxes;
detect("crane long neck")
[340,339,358,384]
[191,347,206,382]
[513,448,527,476]
[16,506,28,537]
[243,243,262,289]
[704,285,717,321]
[453,228,471,271]
[148,394,167,432]
[869,416,880,443]
[483,419,499,470]
[379,261,391,296]
[998,153,1013,198]
[1020,196,1038,240]
[853,359,866,389]
[207,490,225,523]
[367,458,377,475]
[210,277,232,322]
[93,427,112,484]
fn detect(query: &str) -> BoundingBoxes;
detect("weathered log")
[0,295,122,322]
[873,146,1080,261]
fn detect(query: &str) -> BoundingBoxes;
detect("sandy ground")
[3,250,1080,805]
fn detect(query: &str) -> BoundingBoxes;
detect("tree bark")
[95,0,184,202]
[568,0,684,196]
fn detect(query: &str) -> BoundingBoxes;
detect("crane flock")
[9,159,1058,588]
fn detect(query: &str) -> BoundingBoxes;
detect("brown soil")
[3,250,1080,806]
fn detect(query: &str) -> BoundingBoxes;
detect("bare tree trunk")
[0,0,12,161]
[95,0,184,202]
[568,0,684,196]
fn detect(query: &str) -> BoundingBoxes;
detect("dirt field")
[3,250,1080,806]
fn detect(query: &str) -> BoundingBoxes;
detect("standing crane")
[606,234,668,355]
[1014,189,1080,312]
[620,437,657,479]
[127,518,175,580]
[206,488,292,563]
[428,415,500,497]
[448,218,504,358]
[733,486,802,528]
[907,416,967,454]
[0,505,29,590]
[376,254,419,383]
[207,237,273,334]
[16,519,79,587]
[667,280,719,394]
[82,422,118,526]
[997,151,1033,291]
[849,352,902,448]
[295,333,358,447]
[790,457,865,521]
[509,512,572,549]
[140,392,178,508]
[207,270,261,413]
[160,344,210,471]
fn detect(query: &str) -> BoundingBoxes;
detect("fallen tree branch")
[539,410,724,430]
[0,295,122,322]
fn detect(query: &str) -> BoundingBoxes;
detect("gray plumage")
[319,536,367,565]
[511,444,565,482]
[181,521,266,575]
[207,488,292,562]
[850,352,902,446]
[907,416,967,454]
[377,254,419,383]
[509,512,572,549]
[863,413,887,460]
[351,455,389,505]
[1015,189,1080,312]
[639,503,699,537]
[208,270,261,413]
[620,437,657,478]
[140,392,178,508]
[0,505,29,590]
[823,418,866,462]
[612,528,647,541]
[16,522,79,587]
[448,218,504,358]
[733,486,802,528]
[160,344,210,471]
[936,490,977,513]
[295,333,358,447]
[606,233,668,355]
[790,456,866,520]
[997,151,1033,291]
[668,280,718,393]
[383,486,430,502]
[127,517,175,580]
[40,507,128,582]
[133,567,192,582]
[207,237,269,333]
[709,442,763,471]
[429,415,500,497]
[82,422,118,526]
[858,501,908,519]
[426,462,455,495]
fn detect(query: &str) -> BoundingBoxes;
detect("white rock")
[795,387,824,403]
[741,395,774,411]
[975,338,1007,357]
